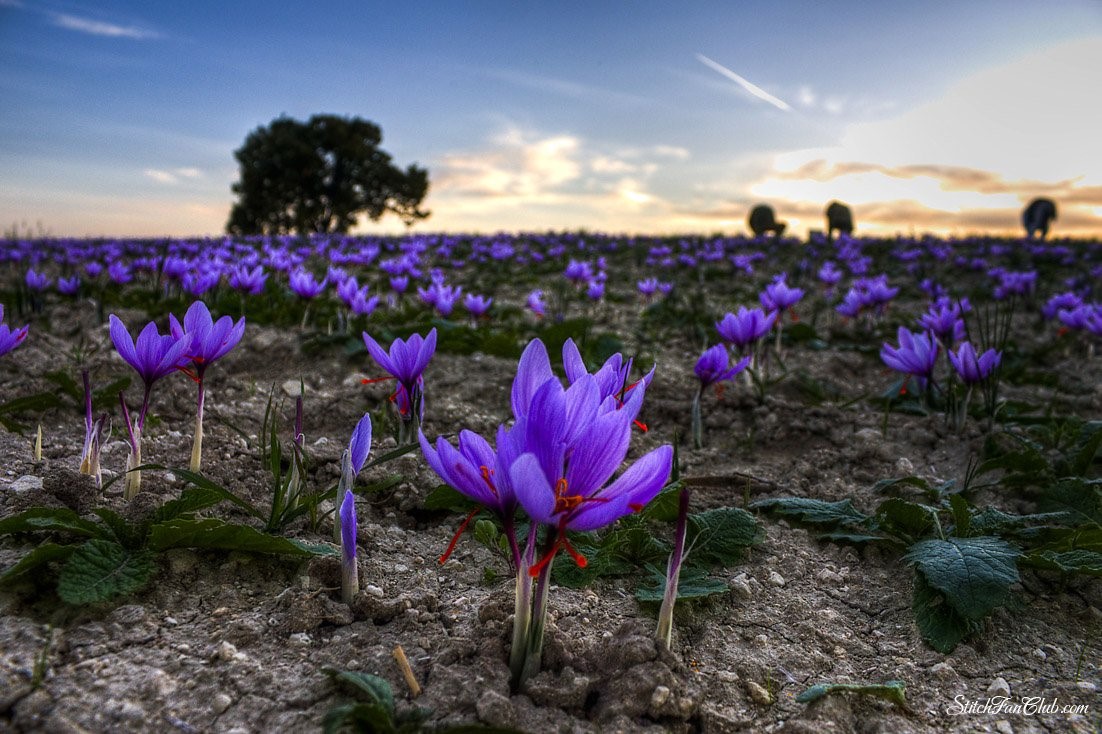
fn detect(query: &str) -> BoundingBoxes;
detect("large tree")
[226,114,429,235]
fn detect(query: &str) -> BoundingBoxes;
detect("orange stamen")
[479,465,499,497]
[438,507,480,564]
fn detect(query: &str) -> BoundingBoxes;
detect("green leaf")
[1037,479,1102,527]
[323,668,396,713]
[795,680,907,708]
[148,518,338,556]
[872,475,935,496]
[357,474,404,495]
[751,497,870,528]
[56,539,156,604]
[641,481,682,522]
[322,702,395,734]
[635,566,728,602]
[1023,550,1102,577]
[874,498,937,542]
[968,507,1070,537]
[949,494,971,537]
[0,392,64,416]
[903,537,1020,620]
[686,507,763,567]
[0,507,107,539]
[91,376,132,411]
[153,485,232,523]
[92,508,145,548]
[911,572,981,653]
[1070,420,1102,476]
[0,543,77,584]
[423,485,475,513]
[365,440,423,469]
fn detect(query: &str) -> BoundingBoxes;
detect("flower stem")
[520,530,556,686]
[190,380,205,472]
[656,485,690,649]
[509,523,537,692]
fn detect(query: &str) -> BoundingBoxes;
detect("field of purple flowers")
[1,231,1100,733]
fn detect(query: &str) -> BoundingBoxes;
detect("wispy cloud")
[51,12,161,40]
[144,167,203,185]
[695,53,792,112]
[482,68,650,106]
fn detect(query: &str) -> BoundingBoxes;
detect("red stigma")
[528,528,588,578]
[479,465,499,497]
[628,502,644,513]
[438,507,480,565]
[361,375,397,385]
[175,365,202,384]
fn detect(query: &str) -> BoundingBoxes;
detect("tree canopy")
[226,114,429,235]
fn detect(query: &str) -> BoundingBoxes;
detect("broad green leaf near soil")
[904,537,1020,621]
[0,543,76,584]
[634,566,728,603]
[911,572,984,654]
[148,518,337,556]
[686,507,764,567]
[56,539,156,604]
[0,507,107,539]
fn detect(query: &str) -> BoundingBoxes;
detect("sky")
[1,0,1101,239]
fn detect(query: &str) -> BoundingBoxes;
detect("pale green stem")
[190,381,205,472]
[690,388,704,450]
[509,523,538,692]
[656,486,690,649]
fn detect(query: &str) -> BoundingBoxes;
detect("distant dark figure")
[825,201,854,242]
[748,204,786,238]
[1022,198,1057,240]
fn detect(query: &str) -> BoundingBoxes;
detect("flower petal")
[512,338,554,417]
[348,413,373,474]
[509,453,556,526]
[567,445,673,532]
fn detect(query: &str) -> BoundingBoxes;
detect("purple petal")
[512,338,554,417]
[567,445,673,532]
[564,410,633,494]
[509,453,557,526]
[561,338,587,384]
[362,331,397,376]
[348,413,373,473]
[109,315,140,373]
[340,489,357,560]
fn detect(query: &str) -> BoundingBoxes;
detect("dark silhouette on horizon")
[227,114,429,236]
[825,201,854,242]
[748,204,786,239]
[1022,198,1057,240]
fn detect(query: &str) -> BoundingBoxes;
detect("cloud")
[695,53,792,112]
[482,68,650,107]
[144,167,204,185]
[50,12,160,40]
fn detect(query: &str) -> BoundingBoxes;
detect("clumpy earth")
[1,296,1100,734]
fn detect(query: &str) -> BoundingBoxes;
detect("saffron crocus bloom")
[109,314,191,499]
[335,413,372,542]
[691,345,751,448]
[716,306,777,350]
[464,293,493,320]
[288,269,327,299]
[760,274,804,313]
[57,275,81,296]
[362,328,436,443]
[25,269,50,292]
[880,327,939,388]
[948,342,1001,385]
[169,301,246,471]
[918,297,968,347]
[694,344,752,388]
[527,289,546,318]
[229,264,268,295]
[0,305,29,358]
[340,489,359,604]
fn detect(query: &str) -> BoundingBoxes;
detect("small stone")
[895,457,914,474]
[215,641,237,662]
[987,677,1011,698]
[816,569,844,584]
[1031,648,1047,662]
[289,632,312,646]
[716,670,739,683]
[364,585,385,598]
[282,380,304,397]
[745,680,774,706]
[1076,681,1097,693]
[650,685,672,709]
[11,475,43,492]
[930,662,957,679]
[767,571,785,588]
[995,720,1014,734]
[212,693,233,714]
[730,574,753,600]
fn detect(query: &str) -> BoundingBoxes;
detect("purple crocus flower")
[527,289,546,319]
[638,277,660,298]
[694,344,752,388]
[716,306,777,350]
[288,269,327,299]
[918,297,968,347]
[108,261,133,284]
[0,305,29,358]
[464,293,493,320]
[24,269,50,292]
[349,289,380,317]
[362,328,437,442]
[818,261,843,288]
[880,327,939,388]
[948,342,1001,385]
[760,274,804,313]
[510,377,672,571]
[168,301,246,470]
[57,275,81,296]
[564,260,593,285]
[586,280,605,301]
[110,315,191,393]
[229,265,267,295]
[109,314,191,498]
[1042,292,1083,321]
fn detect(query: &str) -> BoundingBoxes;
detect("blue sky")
[1,0,1100,237]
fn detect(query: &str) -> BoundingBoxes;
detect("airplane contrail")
[695,53,792,112]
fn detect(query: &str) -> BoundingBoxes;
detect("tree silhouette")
[227,114,429,235]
